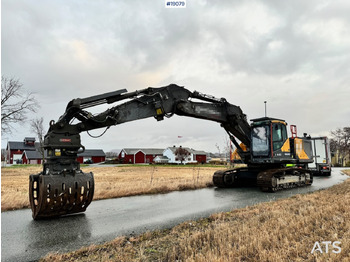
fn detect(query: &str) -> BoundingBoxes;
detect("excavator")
[29,84,313,219]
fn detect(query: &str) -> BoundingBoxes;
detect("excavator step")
[29,171,94,220]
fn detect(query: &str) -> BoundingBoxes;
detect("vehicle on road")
[307,136,332,176]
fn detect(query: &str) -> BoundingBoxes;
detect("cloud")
[2,0,350,152]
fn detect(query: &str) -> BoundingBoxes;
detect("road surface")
[1,168,348,262]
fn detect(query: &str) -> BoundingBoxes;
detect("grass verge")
[41,170,350,262]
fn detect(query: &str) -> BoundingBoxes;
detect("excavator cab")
[251,118,292,165]
[250,117,313,166]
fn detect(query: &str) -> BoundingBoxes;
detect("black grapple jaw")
[29,171,94,220]
[29,133,95,220]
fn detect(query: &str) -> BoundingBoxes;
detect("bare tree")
[31,117,46,163]
[1,76,39,134]
[175,146,190,164]
[105,151,118,158]
[215,143,221,158]
[330,126,350,166]
[223,136,232,161]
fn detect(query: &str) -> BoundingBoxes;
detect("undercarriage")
[213,167,313,192]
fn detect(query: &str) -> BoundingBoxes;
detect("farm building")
[6,137,38,164]
[118,146,207,164]
[22,150,47,164]
[153,155,170,164]
[21,149,106,164]
[6,137,105,164]
[76,149,106,164]
[163,146,207,164]
[118,148,164,164]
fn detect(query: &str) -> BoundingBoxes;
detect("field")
[42,170,350,262]
[1,165,226,211]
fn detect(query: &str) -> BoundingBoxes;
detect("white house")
[163,146,207,164]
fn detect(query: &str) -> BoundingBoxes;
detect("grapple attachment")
[29,171,94,220]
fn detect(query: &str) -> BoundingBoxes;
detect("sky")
[2,0,350,153]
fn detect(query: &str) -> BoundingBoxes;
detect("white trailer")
[308,136,332,176]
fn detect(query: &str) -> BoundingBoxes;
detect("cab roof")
[250,117,287,126]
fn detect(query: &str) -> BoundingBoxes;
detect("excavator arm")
[30,84,251,219]
[47,84,251,143]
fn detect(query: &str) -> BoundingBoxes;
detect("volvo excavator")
[29,84,313,219]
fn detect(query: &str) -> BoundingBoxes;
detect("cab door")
[272,123,290,160]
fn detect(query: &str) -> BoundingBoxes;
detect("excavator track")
[257,167,313,192]
[213,168,259,188]
[213,167,313,192]
[29,171,94,219]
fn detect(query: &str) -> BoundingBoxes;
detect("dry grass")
[42,170,350,262]
[90,166,221,200]
[1,165,226,211]
[1,166,41,211]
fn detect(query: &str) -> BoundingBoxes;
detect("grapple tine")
[29,171,94,220]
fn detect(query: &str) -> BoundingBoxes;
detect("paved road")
[1,168,348,262]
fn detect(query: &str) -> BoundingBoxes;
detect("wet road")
[1,168,348,262]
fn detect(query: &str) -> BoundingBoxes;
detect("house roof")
[154,156,169,160]
[166,146,207,155]
[7,141,39,151]
[191,149,207,155]
[24,137,36,141]
[23,150,47,159]
[78,149,106,157]
[154,156,169,162]
[122,148,164,155]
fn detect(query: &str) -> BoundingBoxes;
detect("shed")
[77,149,106,164]
[22,150,46,164]
[153,155,170,164]
[192,149,207,164]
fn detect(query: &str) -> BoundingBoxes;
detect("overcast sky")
[2,0,350,153]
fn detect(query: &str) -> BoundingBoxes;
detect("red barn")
[118,148,164,164]
[21,149,105,165]
[76,149,106,164]
[193,150,207,164]
[6,137,38,164]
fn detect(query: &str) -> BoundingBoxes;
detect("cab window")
[272,124,287,151]
[252,126,270,156]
